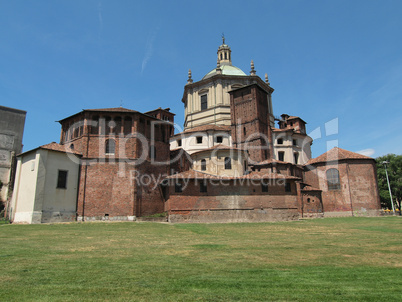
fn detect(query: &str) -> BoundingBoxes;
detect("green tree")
[376,154,402,214]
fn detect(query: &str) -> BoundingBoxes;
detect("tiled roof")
[301,185,321,191]
[191,144,246,155]
[166,169,300,180]
[84,107,139,113]
[251,158,290,166]
[306,147,372,165]
[40,142,82,155]
[272,128,293,132]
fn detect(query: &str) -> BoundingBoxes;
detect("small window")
[277,138,283,144]
[201,159,206,171]
[200,182,207,193]
[307,198,311,203]
[177,139,182,147]
[224,157,232,170]
[201,95,208,110]
[243,127,246,136]
[293,139,297,146]
[70,144,74,150]
[294,152,299,164]
[327,168,341,190]
[175,182,182,193]
[196,136,203,144]
[105,139,115,154]
[216,136,223,143]
[57,170,68,189]
[261,183,268,192]
[278,151,285,162]
[285,182,291,192]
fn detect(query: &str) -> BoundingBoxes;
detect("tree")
[376,154,402,214]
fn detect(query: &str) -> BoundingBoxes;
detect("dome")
[202,65,247,79]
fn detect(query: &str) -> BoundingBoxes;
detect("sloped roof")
[39,142,81,155]
[306,147,372,165]
[18,142,82,157]
[191,144,246,156]
[301,185,322,192]
[251,158,290,166]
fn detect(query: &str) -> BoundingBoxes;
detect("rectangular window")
[278,151,285,162]
[216,136,223,143]
[177,139,182,147]
[261,183,268,192]
[57,170,68,189]
[294,152,299,164]
[175,182,182,193]
[285,182,291,192]
[201,95,207,110]
[277,138,283,144]
[293,139,297,146]
[196,136,203,144]
[200,182,207,193]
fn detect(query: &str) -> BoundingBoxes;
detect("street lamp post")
[382,161,395,215]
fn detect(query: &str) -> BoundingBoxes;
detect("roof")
[306,147,373,165]
[191,144,246,156]
[203,64,247,80]
[18,142,82,157]
[173,124,231,136]
[166,170,300,180]
[84,107,139,113]
[251,158,292,166]
[301,185,322,192]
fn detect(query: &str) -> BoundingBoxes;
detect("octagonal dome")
[202,65,247,80]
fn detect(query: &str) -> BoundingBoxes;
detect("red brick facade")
[230,84,274,163]
[59,108,172,221]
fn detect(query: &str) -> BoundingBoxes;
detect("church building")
[9,38,381,223]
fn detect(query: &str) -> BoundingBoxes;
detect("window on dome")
[201,95,207,111]
[196,136,203,144]
[201,159,206,171]
[224,157,232,170]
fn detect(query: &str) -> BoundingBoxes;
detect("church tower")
[182,37,275,130]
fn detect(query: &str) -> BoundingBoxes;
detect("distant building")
[0,105,26,212]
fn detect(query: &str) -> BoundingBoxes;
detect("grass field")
[0,217,401,301]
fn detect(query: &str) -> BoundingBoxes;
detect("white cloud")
[356,148,375,157]
[141,28,158,74]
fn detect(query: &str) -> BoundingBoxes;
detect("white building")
[10,143,81,224]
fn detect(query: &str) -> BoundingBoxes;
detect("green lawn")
[0,217,401,301]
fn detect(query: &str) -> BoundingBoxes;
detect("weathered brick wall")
[230,84,273,163]
[166,178,299,222]
[304,159,381,216]
[301,190,323,217]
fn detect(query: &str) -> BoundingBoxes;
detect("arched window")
[326,168,340,190]
[105,139,115,154]
[201,159,206,171]
[224,157,232,170]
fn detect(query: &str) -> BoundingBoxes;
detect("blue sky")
[1,0,401,158]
